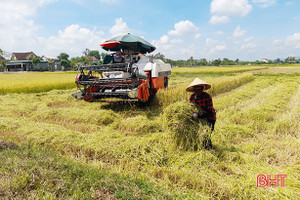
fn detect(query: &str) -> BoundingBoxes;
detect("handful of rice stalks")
[162,101,210,151]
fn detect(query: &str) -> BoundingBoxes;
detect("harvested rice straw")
[162,101,210,151]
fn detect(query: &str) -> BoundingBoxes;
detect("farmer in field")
[186,78,216,149]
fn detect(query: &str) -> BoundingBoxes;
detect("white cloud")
[0,0,58,17]
[252,0,276,8]
[244,36,254,42]
[171,39,183,44]
[194,33,201,39]
[233,26,247,37]
[206,38,219,46]
[0,1,106,57]
[168,20,199,36]
[209,15,230,24]
[109,18,130,37]
[286,33,300,48]
[159,35,169,44]
[214,31,224,35]
[210,0,252,17]
[42,24,104,56]
[0,0,58,52]
[209,0,252,25]
[241,43,256,50]
[152,35,183,51]
[210,44,227,53]
[152,35,172,51]
[151,35,185,59]
[180,45,197,57]
[272,39,281,45]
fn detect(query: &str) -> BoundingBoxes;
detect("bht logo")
[257,174,288,187]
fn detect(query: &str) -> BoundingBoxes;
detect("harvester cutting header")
[73,33,171,102]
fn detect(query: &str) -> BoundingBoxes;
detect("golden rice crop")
[0,67,299,199]
[253,66,300,75]
[162,101,210,151]
[171,65,267,74]
[0,72,76,94]
[208,73,254,96]
[113,115,161,135]
[155,73,254,107]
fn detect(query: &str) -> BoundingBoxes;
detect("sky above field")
[0,0,300,61]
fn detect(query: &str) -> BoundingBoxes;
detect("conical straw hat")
[186,78,211,92]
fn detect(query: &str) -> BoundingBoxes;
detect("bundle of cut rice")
[162,101,210,151]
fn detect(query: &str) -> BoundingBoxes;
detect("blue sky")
[0,0,300,61]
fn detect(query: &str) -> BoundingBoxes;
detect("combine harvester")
[73,34,171,103]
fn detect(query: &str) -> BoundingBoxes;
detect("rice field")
[0,65,299,199]
[171,65,268,75]
[0,72,76,94]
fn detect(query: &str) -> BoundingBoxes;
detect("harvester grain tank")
[73,34,171,102]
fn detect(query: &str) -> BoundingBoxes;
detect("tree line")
[152,52,300,67]
[63,51,300,70]
[56,49,107,70]
[1,48,299,72]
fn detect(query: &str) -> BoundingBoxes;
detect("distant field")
[171,65,268,75]
[0,72,76,94]
[0,66,299,199]
[0,65,298,94]
[253,66,300,75]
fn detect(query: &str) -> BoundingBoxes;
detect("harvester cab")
[72,34,171,102]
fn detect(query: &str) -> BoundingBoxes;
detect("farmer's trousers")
[207,119,216,132]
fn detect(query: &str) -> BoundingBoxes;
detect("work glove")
[192,112,198,120]
[197,110,207,119]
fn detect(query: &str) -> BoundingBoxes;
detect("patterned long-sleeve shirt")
[190,92,216,121]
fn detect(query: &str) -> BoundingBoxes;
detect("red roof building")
[11,52,37,61]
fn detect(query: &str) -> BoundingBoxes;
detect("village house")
[6,52,49,71]
[11,52,37,61]
[261,58,270,63]
[85,56,99,65]
[41,55,63,71]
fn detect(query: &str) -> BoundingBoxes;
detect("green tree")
[32,57,41,65]
[60,59,70,69]
[0,49,7,72]
[187,56,196,66]
[82,48,90,56]
[199,58,207,66]
[285,57,296,63]
[70,56,89,70]
[153,52,166,61]
[274,58,281,64]
[87,50,100,60]
[235,58,240,64]
[254,60,262,65]
[58,53,70,70]
[212,58,221,66]
[221,58,235,65]
[58,53,69,60]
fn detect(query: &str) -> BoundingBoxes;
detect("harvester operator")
[186,78,216,149]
